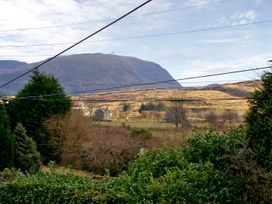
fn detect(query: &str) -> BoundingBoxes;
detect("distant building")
[94,108,112,121]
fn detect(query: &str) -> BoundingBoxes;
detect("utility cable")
[0,0,229,33]
[8,65,271,100]
[1,19,271,49]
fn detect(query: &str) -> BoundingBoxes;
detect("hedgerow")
[0,172,109,203]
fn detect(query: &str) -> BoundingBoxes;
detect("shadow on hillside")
[213,86,252,98]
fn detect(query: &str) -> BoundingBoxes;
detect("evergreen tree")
[7,70,71,162]
[14,123,40,173]
[246,71,272,170]
[0,103,15,170]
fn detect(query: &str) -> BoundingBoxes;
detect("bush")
[44,111,93,167]
[129,129,152,140]
[138,102,165,113]
[246,71,272,170]
[183,129,272,203]
[0,168,22,183]
[80,126,143,175]
[109,129,272,203]
[0,172,109,203]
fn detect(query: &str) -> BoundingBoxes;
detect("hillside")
[0,53,181,95]
[72,80,261,128]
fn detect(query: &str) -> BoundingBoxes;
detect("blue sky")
[0,0,271,86]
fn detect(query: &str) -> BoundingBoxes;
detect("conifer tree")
[14,123,40,173]
[7,70,71,162]
[0,103,15,170]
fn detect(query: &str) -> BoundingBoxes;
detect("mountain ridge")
[0,53,181,95]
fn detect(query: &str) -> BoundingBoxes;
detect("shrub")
[44,111,93,167]
[138,102,165,113]
[129,128,152,140]
[109,129,272,203]
[109,149,230,203]
[183,129,272,203]
[246,71,272,170]
[0,172,109,203]
[80,126,143,175]
[0,168,22,183]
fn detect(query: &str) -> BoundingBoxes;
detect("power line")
[9,97,269,103]
[1,19,271,49]
[0,0,229,34]
[0,0,153,89]
[7,65,271,100]
[1,35,271,58]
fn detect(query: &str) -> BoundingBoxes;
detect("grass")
[71,80,259,130]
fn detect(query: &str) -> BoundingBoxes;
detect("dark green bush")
[0,172,109,203]
[0,168,21,183]
[246,71,272,170]
[129,128,152,140]
[183,129,272,203]
[109,149,230,203]
[138,102,166,113]
[182,129,247,170]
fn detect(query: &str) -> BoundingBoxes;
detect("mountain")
[0,53,181,95]
[0,60,28,74]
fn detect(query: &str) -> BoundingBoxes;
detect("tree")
[7,70,71,162]
[246,71,272,170]
[14,123,40,173]
[165,91,189,128]
[0,103,15,170]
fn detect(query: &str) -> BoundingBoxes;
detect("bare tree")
[204,110,218,128]
[165,91,189,128]
[222,109,240,127]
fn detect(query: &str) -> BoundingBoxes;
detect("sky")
[0,0,271,87]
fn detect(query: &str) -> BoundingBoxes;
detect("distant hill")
[0,53,181,95]
[0,60,28,74]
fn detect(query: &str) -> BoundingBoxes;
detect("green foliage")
[1,130,272,203]
[110,129,272,203]
[182,129,247,170]
[129,128,152,139]
[0,168,22,184]
[0,172,109,203]
[246,71,272,170]
[14,123,40,173]
[0,105,15,170]
[138,102,166,113]
[7,70,71,162]
[183,129,272,203]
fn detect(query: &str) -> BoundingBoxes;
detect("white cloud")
[184,0,214,7]
[232,10,257,25]
[216,10,257,27]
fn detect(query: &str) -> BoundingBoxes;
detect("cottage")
[94,108,112,121]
